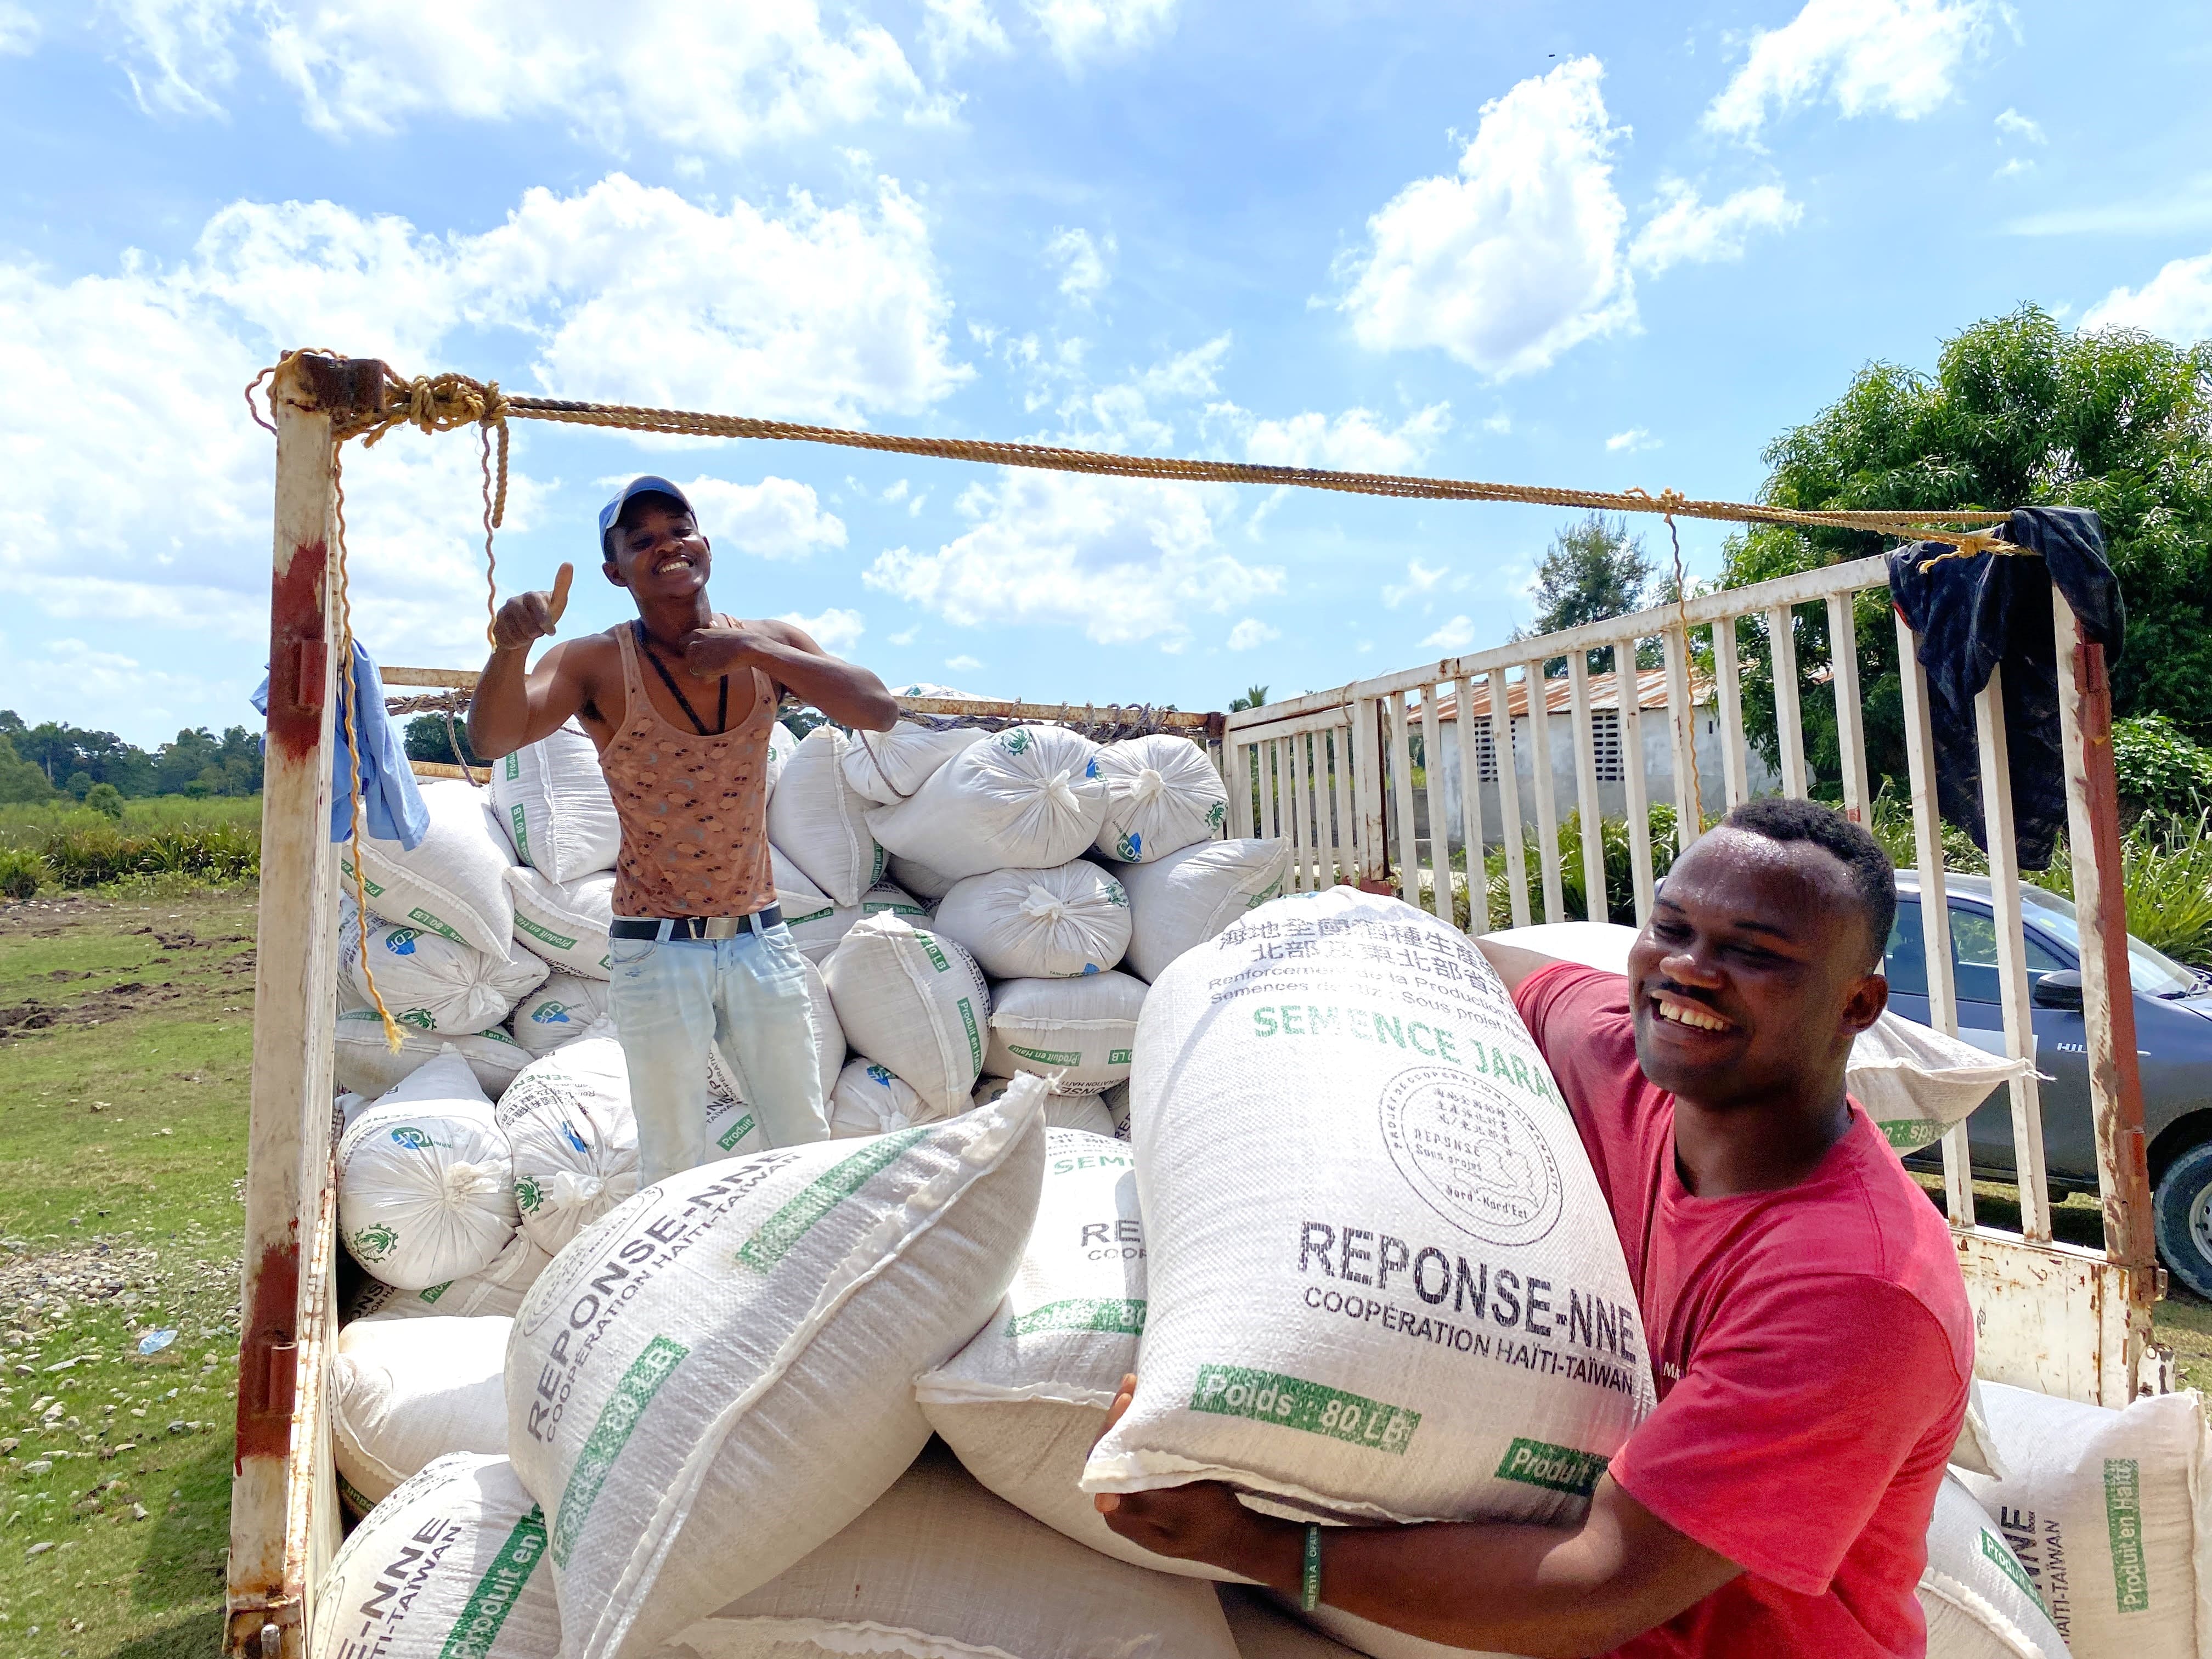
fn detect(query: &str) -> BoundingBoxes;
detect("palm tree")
[1228,684,1271,712]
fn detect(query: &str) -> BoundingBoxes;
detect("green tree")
[1514,514,1653,675]
[83,781,124,819]
[404,713,479,768]
[1228,685,1271,712]
[0,733,53,803]
[1724,305,2212,801]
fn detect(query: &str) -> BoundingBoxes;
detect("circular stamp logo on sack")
[1379,1066,1562,1247]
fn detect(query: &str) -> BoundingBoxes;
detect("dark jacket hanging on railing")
[1887,506,2124,871]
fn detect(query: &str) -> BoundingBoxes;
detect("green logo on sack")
[1008,1297,1147,1338]
[922,936,952,972]
[515,1175,545,1213]
[958,997,982,1069]
[1879,1119,1941,1150]
[2106,1458,2151,1612]
[1207,800,1227,827]
[388,1126,433,1149]
[417,1281,449,1304]
[338,857,386,899]
[405,907,467,945]
[1190,1365,1419,1455]
[1245,883,1283,910]
[397,1008,436,1030]
[1105,881,1127,907]
[1980,1528,2044,1610]
[349,1224,400,1262]
[1115,833,1140,861]
[735,1127,931,1272]
[1108,1048,1133,1065]
[999,729,1032,755]
[1496,1437,1609,1497]
[503,754,521,782]
[507,803,529,861]
[516,915,579,952]
[870,845,888,884]
[716,1112,756,1152]
[438,1505,548,1659]
[551,1336,689,1567]
[1009,1044,1084,1066]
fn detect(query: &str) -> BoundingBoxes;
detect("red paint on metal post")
[233,1243,301,1470]
[266,546,330,762]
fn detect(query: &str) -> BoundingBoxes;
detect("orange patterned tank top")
[600,619,779,918]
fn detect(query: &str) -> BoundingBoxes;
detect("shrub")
[37,821,259,888]
[1479,805,1680,929]
[83,782,124,819]
[0,846,44,901]
[2111,715,2212,827]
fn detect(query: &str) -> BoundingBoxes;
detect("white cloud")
[1226,618,1279,651]
[2083,253,2212,345]
[90,0,933,155]
[945,653,984,672]
[0,636,241,744]
[862,470,1282,648]
[1482,411,1513,435]
[1703,0,1993,140]
[1383,560,1448,608]
[1628,180,1801,274]
[1422,615,1478,652]
[1046,227,1114,307]
[1994,107,2044,144]
[0,2,40,57]
[888,625,920,646]
[1026,0,1176,67]
[1338,57,1633,379]
[1239,403,1451,473]
[778,607,867,654]
[1606,427,1660,452]
[924,0,1009,70]
[1994,156,2035,180]
[679,476,847,561]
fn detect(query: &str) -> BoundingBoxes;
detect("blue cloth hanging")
[250,640,430,850]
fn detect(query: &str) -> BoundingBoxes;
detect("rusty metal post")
[227,353,385,1656]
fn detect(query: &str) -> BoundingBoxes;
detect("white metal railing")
[1225,551,2165,1404]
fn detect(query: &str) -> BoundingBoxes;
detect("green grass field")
[0,799,261,851]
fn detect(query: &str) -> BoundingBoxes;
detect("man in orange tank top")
[469,477,899,1179]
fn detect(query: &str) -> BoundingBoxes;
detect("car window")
[1884,897,1930,997]
[1949,904,2069,1003]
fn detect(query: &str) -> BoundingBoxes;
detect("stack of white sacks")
[326,716,2157,1659]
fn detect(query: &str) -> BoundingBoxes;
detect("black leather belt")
[610,906,782,941]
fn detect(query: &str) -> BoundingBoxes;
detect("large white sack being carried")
[974,1076,1118,1136]
[335,1009,529,1100]
[763,719,794,806]
[868,724,1108,881]
[668,1442,1241,1659]
[985,971,1147,1095]
[1096,732,1231,863]
[827,1058,949,1138]
[504,1082,1048,1659]
[825,913,990,1114]
[508,972,615,1057]
[495,1028,639,1253]
[1101,1078,1132,1139]
[1116,837,1291,983]
[1923,1472,2071,1659]
[887,851,958,904]
[1480,922,2033,1153]
[506,866,615,980]
[349,1230,554,1323]
[491,719,620,883]
[919,1126,1238,1581]
[340,907,550,1037]
[311,1454,559,1659]
[1085,887,1655,1528]
[786,878,927,966]
[339,1048,520,1290]
[766,725,884,907]
[341,778,518,960]
[1957,1380,2209,1659]
[335,1315,510,1507]
[933,860,1132,979]
[840,719,984,804]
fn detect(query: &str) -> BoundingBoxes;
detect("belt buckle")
[702,916,742,941]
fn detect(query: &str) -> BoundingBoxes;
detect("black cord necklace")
[634,622,729,736]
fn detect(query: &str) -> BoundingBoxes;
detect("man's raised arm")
[1471,933,1577,996]
[682,619,899,733]
[469,565,589,760]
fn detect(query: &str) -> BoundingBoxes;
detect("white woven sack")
[335,1009,530,1099]
[867,724,1108,881]
[1116,838,1291,983]
[705,1053,769,1161]
[335,1315,510,1506]
[1957,1381,2210,1659]
[509,972,616,1057]
[491,719,620,883]
[839,719,985,804]
[828,1058,950,1138]
[1923,1472,2071,1659]
[919,1126,1239,1581]
[787,879,927,966]
[496,1026,640,1254]
[1296,1602,1521,1659]
[1101,1078,1132,1139]
[506,866,616,980]
[341,778,518,960]
[1950,1378,2011,1482]
[887,851,958,904]
[339,1048,520,1290]
[1085,887,1655,1528]
[933,860,1133,979]
[349,1230,554,1323]
[763,719,794,806]
[312,1454,560,1659]
[1219,1588,1369,1656]
[985,971,1147,1096]
[1096,732,1231,863]
[665,1442,1242,1659]
[340,907,551,1038]
[825,913,991,1114]
[974,1076,1118,1136]
[767,725,885,907]
[504,1082,1048,1659]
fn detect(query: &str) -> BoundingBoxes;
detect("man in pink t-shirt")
[1095,797,1973,1657]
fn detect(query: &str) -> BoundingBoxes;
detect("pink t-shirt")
[1514,964,1972,1658]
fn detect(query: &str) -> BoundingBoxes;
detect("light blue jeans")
[605,919,830,1183]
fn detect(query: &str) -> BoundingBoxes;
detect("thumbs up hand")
[491,562,573,651]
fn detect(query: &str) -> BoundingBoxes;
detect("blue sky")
[3,0,2210,745]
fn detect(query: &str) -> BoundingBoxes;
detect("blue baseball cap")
[598,476,695,557]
